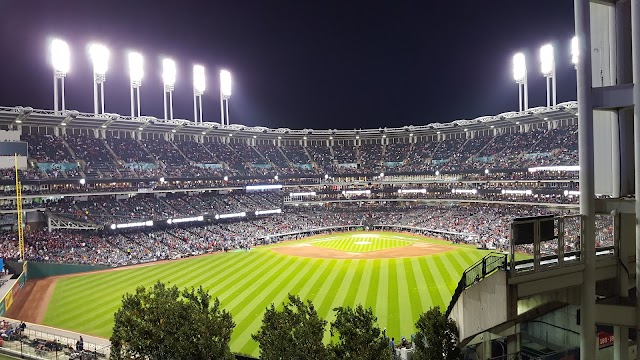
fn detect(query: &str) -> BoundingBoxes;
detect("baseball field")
[34,231,489,357]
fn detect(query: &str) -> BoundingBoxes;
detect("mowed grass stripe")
[324,259,360,327]
[43,232,489,357]
[365,260,381,311]
[188,255,273,300]
[48,258,204,327]
[58,253,254,312]
[216,255,297,310]
[49,262,178,306]
[47,252,271,331]
[409,257,431,308]
[315,260,351,338]
[385,259,400,338]
[434,254,462,293]
[376,259,390,332]
[354,260,374,307]
[53,252,248,307]
[235,258,322,354]
[395,258,414,335]
[314,235,411,253]
[344,260,366,308]
[231,256,314,354]
[47,260,197,324]
[419,257,445,310]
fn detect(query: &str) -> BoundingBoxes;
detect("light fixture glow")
[89,43,109,75]
[571,36,579,65]
[513,53,526,82]
[51,39,70,74]
[163,58,177,86]
[220,69,232,97]
[128,52,144,84]
[540,44,555,75]
[194,65,206,93]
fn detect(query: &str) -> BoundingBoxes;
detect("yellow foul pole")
[14,154,24,262]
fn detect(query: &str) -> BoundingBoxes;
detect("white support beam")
[591,84,635,109]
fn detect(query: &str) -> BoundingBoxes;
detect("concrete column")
[612,113,621,198]
[575,1,597,359]
[614,326,628,360]
[632,0,640,339]
[480,334,492,360]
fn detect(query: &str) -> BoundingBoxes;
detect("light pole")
[571,36,579,69]
[89,44,109,114]
[163,58,176,120]
[193,65,205,123]
[540,43,556,107]
[128,52,143,119]
[513,53,529,111]
[220,69,232,125]
[51,39,70,113]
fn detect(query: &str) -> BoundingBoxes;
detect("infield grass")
[43,231,491,357]
[311,233,413,252]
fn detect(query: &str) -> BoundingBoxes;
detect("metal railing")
[0,326,109,360]
[445,252,508,317]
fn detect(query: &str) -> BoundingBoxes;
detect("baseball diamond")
[23,231,488,357]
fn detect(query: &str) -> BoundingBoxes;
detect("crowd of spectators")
[0,203,612,267]
[47,192,281,225]
[5,124,580,180]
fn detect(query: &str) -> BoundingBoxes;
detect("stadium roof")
[0,101,577,140]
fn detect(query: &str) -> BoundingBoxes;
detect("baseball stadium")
[0,1,638,360]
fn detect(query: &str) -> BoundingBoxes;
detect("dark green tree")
[328,305,391,360]
[110,281,235,360]
[252,294,328,360]
[413,307,460,360]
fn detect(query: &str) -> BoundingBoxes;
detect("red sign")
[598,331,614,350]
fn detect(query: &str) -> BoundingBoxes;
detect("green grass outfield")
[43,231,492,357]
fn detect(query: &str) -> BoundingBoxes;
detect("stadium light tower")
[89,43,109,114]
[540,44,556,107]
[512,53,529,111]
[220,69,232,125]
[128,52,144,119]
[51,39,70,113]
[193,65,205,123]
[571,36,579,69]
[163,58,176,120]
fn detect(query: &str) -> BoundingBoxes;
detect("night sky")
[0,0,577,130]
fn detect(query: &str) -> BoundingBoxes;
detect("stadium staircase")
[102,139,120,163]
[251,146,275,168]
[277,147,295,169]
[199,142,218,162]
[302,147,318,170]
[170,140,191,163]
[61,137,77,159]
[137,140,164,169]
[475,136,496,159]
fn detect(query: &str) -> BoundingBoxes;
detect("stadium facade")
[0,0,637,359]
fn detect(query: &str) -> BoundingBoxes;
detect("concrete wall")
[521,305,580,350]
[450,271,507,341]
[7,261,108,279]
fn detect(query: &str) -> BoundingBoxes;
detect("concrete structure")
[448,1,640,359]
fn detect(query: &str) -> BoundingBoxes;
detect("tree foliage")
[328,305,391,360]
[252,294,328,360]
[110,281,235,360]
[413,307,460,360]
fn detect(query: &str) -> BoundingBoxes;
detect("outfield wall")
[6,260,109,279]
[0,261,27,317]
